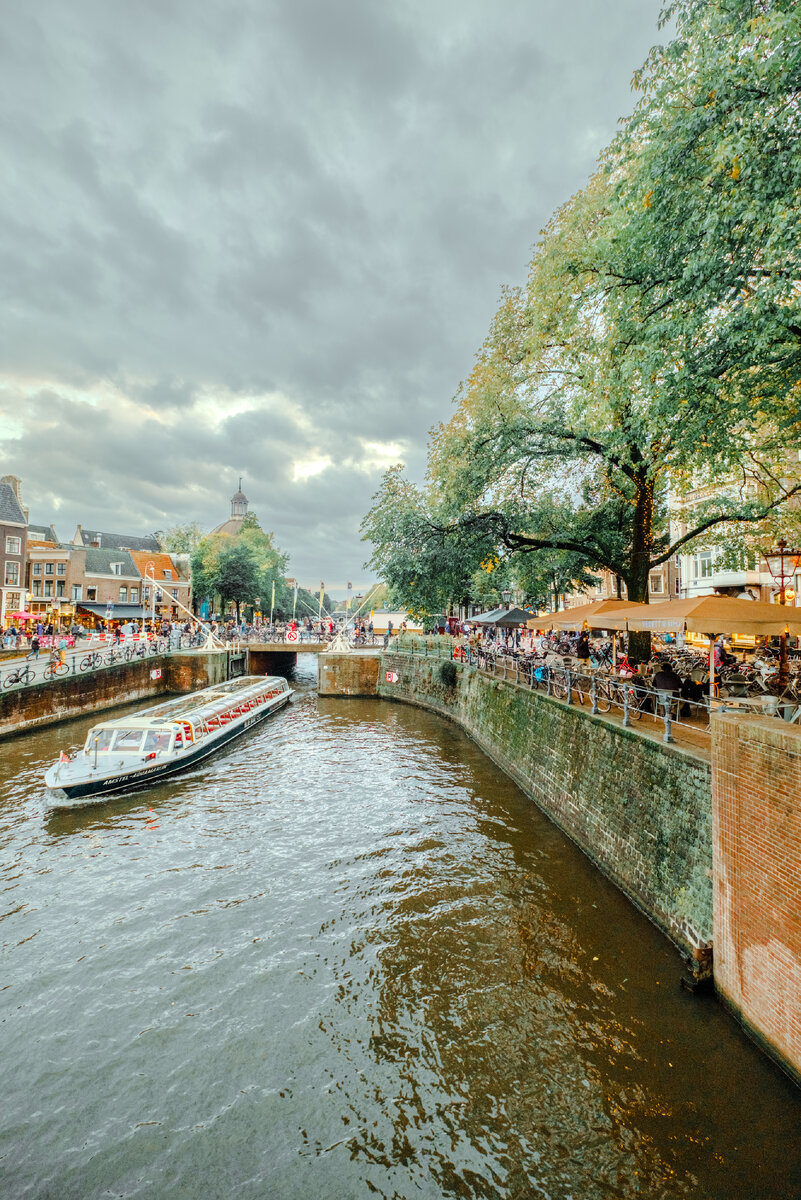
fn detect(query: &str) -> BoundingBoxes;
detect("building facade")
[0,476,28,626]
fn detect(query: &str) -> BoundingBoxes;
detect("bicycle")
[43,658,70,680]
[79,651,103,672]
[2,664,34,689]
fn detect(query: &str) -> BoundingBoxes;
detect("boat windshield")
[86,728,114,752]
[143,730,173,753]
[112,729,147,752]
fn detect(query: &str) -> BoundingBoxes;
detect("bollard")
[623,684,631,727]
[546,670,552,697]
[661,693,675,743]
[566,669,573,705]
[591,674,598,715]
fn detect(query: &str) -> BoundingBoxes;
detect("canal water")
[2,661,800,1200]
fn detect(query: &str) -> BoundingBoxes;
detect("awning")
[594,596,801,636]
[77,602,149,618]
[533,599,645,630]
[471,607,531,626]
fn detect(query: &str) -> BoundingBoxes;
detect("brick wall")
[712,714,801,1085]
[318,651,381,697]
[376,652,713,966]
[0,653,228,738]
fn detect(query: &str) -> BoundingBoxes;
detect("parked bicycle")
[2,664,34,689]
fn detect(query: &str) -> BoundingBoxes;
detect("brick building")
[0,476,28,626]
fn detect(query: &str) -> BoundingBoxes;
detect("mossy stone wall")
[378,651,713,961]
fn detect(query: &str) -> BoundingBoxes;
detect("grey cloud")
[0,0,664,584]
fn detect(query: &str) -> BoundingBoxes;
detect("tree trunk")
[624,472,654,665]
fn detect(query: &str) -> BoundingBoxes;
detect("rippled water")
[2,660,801,1199]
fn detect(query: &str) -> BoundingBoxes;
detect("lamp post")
[501,588,512,609]
[144,562,156,638]
[764,540,801,686]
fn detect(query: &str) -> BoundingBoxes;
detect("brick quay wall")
[0,653,228,738]
[321,650,713,968]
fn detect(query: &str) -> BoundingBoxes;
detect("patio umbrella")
[543,599,644,630]
[594,596,801,698]
[7,611,36,621]
[471,607,531,626]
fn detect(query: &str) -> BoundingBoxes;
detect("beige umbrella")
[593,595,801,697]
[543,599,644,630]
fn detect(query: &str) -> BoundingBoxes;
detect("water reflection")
[0,664,799,1199]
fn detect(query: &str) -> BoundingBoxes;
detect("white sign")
[150,669,162,680]
[385,671,399,683]
[286,629,298,643]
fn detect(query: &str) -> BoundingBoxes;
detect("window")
[45,563,54,576]
[119,587,128,602]
[72,585,82,602]
[44,581,53,597]
[32,562,42,576]
[649,573,664,595]
[164,569,172,580]
[4,561,19,586]
[5,536,21,555]
[172,589,178,600]
[32,580,41,596]
[57,563,66,576]
[110,562,123,575]
[87,587,97,601]
[56,582,65,597]
[130,588,139,603]
[698,552,714,579]
[143,586,151,601]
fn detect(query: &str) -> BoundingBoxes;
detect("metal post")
[623,684,631,727]
[546,670,552,697]
[591,674,598,714]
[661,693,675,743]
[515,658,519,683]
[566,669,572,705]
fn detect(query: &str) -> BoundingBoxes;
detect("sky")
[0,0,665,593]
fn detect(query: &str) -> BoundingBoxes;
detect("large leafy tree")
[364,0,801,656]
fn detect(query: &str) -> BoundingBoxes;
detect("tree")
[363,1,801,657]
[159,522,205,554]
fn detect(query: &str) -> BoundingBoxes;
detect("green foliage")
[438,661,458,689]
[363,0,801,612]
[159,522,204,554]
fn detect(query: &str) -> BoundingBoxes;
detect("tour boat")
[44,675,293,807]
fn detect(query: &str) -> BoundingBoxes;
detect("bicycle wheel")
[3,673,19,689]
[551,671,569,700]
[594,681,612,713]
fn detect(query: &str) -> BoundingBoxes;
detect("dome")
[211,516,245,536]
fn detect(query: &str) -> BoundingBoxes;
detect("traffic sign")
[385,671,398,683]
[286,628,299,642]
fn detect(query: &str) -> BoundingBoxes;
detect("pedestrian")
[26,634,41,660]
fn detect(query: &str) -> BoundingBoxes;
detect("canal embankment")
[320,647,801,1089]
[0,651,229,738]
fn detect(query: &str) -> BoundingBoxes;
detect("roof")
[210,516,245,536]
[0,482,26,526]
[128,550,188,582]
[28,523,59,542]
[76,528,160,552]
[84,547,140,577]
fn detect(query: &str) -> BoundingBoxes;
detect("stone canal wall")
[712,714,801,1087]
[0,653,228,738]
[369,651,713,964]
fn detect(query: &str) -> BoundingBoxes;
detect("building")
[71,525,160,553]
[211,481,249,536]
[0,475,28,625]
[129,551,192,621]
[27,535,82,627]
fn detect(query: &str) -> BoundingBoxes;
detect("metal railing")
[0,632,215,693]
[392,635,800,742]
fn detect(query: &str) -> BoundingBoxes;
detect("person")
[575,631,591,660]
[57,635,68,665]
[652,659,683,696]
[26,634,41,661]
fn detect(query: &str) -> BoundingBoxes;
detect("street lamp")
[501,589,512,609]
[764,540,801,685]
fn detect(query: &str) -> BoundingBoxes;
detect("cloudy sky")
[0,0,664,592]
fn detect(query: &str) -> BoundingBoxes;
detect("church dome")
[211,479,249,535]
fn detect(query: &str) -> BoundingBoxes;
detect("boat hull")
[46,693,291,807]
